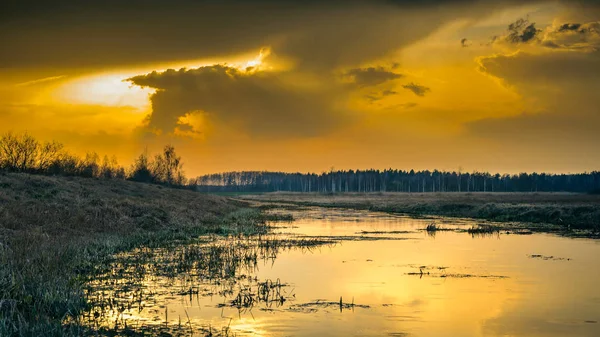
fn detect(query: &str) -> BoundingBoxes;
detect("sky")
[1,0,600,176]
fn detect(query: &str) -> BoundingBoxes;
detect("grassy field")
[0,173,270,336]
[240,192,600,233]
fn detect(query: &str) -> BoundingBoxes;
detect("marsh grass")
[424,222,454,232]
[288,299,370,313]
[0,173,283,336]
[80,234,333,335]
[240,192,600,233]
[464,224,501,237]
[217,278,293,312]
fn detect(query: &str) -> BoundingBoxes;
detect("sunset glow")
[1,1,599,175]
[3,2,600,337]
[52,73,153,108]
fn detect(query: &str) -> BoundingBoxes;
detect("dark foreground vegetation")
[0,173,272,336]
[241,192,600,234]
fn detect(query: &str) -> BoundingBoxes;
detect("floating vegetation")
[405,266,507,279]
[356,230,417,234]
[423,222,455,237]
[300,235,418,242]
[454,224,502,238]
[288,297,370,313]
[424,222,455,232]
[528,254,572,261]
[425,223,441,232]
[438,274,508,279]
[507,229,534,235]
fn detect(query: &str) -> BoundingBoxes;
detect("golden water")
[89,208,600,336]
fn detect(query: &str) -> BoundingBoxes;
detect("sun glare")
[242,47,271,70]
[49,49,272,108]
[52,73,153,109]
[245,59,262,68]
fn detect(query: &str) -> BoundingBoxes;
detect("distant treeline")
[193,170,600,193]
[3,132,599,193]
[0,132,186,187]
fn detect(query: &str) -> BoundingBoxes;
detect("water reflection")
[84,207,600,336]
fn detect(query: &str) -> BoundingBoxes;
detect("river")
[85,207,600,336]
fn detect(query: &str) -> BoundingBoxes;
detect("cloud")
[471,34,600,156]
[387,102,418,110]
[490,17,600,50]
[127,65,354,138]
[505,18,542,43]
[478,49,600,84]
[540,21,600,50]
[558,23,582,32]
[402,83,431,96]
[175,123,195,133]
[0,0,559,72]
[345,66,403,87]
[15,75,67,87]
[364,89,398,103]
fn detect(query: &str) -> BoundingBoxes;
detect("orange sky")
[1,0,599,176]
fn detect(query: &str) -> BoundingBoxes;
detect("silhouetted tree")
[152,145,186,186]
[129,151,154,183]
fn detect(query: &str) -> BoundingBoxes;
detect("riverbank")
[0,173,270,336]
[240,192,600,235]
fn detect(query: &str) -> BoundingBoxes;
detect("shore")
[239,192,600,235]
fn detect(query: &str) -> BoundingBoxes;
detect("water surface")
[86,207,600,336]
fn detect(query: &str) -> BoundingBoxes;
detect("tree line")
[0,132,185,187]
[192,169,600,193]
[2,132,599,193]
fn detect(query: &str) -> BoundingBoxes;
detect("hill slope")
[0,173,257,336]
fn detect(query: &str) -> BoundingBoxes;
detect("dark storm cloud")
[346,67,403,87]
[127,65,352,137]
[0,0,562,72]
[402,83,431,96]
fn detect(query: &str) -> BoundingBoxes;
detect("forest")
[193,170,600,193]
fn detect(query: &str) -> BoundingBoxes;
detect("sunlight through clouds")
[1,0,600,174]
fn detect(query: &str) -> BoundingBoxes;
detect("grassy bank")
[0,173,270,336]
[240,192,600,233]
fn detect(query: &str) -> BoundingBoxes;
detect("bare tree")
[152,145,185,186]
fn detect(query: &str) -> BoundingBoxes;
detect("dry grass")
[0,173,266,336]
[240,192,600,231]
